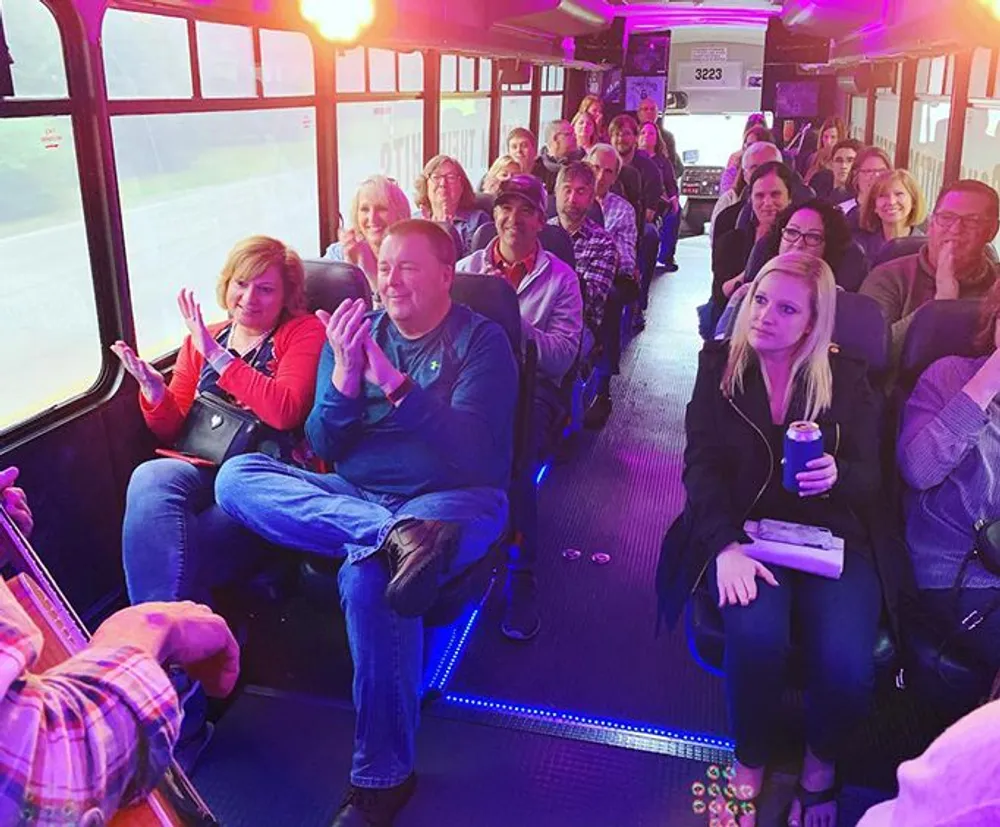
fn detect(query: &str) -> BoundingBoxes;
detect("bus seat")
[433,221,465,261]
[898,299,983,391]
[298,273,531,629]
[833,291,890,375]
[871,236,927,268]
[473,192,495,215]
[587,201,605,227]
[833,242,870,293]
[303,258,372,312]
[470,222,577,270]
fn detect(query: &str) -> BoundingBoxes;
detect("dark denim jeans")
[122,458,264,605]
[658,209,680,263]
[214,452,508,788]
[716,551,882,768]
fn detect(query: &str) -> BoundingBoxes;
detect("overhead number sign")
[676,60,743,91]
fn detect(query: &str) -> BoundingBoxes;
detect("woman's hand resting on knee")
[716,544,779,608]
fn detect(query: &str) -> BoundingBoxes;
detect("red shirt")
[490,242,537,291]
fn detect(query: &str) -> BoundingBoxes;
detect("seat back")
[899,299,984,391]
[303,258,372,312]
[470,222,577,269]
[872,236,926,268]
[434,221,465,262]
[833,291,890,374]
[586,201,605,227]
[473,192,495,215]
[834,241,870,293]
[451,272,522,354]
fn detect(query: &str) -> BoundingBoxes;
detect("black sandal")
[785,780,841,827]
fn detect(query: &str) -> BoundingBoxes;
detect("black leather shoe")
[583,394,612,430]
[382,519,460,617]
[331,775,416,827]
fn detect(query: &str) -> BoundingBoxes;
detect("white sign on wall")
[691,46,728,63]
[676,61,744,91]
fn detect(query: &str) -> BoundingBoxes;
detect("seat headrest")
[899,299,985,390]
[432,221,464,261]
[452,272,521,353]
[303,259,372,313]
[835,241,870,293]
[833,292,890,372]
[872,236,926,268]
[470,222,576,269]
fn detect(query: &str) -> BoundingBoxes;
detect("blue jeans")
[214,452,508,787]
[122,458,264,605]
[639,223,660,310]
[716,551,881,768]
[658,209,680,263]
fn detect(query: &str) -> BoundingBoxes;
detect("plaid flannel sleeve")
[0,609,181,826]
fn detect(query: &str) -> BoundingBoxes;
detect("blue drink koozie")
[783,421,824,493]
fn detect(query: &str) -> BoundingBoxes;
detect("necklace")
[226,325,272,358]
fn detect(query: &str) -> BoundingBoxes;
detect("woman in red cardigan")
[111,236,325,610]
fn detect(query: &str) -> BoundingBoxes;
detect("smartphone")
[757,519,834,550]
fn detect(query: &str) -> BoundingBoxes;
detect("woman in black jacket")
[658,252,900,827]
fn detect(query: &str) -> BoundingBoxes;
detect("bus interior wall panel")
[6,393,154,623]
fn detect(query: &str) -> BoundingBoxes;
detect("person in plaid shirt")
[548,161,617,341]
[0,467,239,826]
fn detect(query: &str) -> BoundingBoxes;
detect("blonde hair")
[723,251,837,422]
[571,111,597,145]
[577,94,603,122]
[483,155,521,194]
[859,168,927,233]
[216,236,307,322]
[414,154,476,216]
[349,175,411,235]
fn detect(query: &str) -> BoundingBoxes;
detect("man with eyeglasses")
[531,119,584,195]
[861,180,1000,359]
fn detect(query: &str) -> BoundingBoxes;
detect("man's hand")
[91,601,239,698]
[934,241,960,300]
[362,335,407,402]
[0,467,32,538]
[316,299,369,398]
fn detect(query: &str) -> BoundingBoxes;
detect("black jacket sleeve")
[830,357,883,513]
[682,347,749,558]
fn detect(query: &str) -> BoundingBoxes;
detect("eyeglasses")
[781,227,825,248]
[430,173,461,184]
[933,211,987,232]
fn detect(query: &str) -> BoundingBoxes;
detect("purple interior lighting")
[627,6,780,28]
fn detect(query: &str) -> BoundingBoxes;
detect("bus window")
[440,98,490,184]
[368,48,396,94]
[196,22,255,98]
[103,10,192,99]
[336,47,365,94]
[399,51,423,93]
[663,113,754,168]
[501,96,532,144]
[4,0,66,97]
[440,55,458,93]
[540,66,565,125]
[873,91,899,161]
[1,0,100,432]
[260,30,314,97]
[850,95,867,140]
[909,99,950,209]
[337,100,423,216]
[111,109,319,359]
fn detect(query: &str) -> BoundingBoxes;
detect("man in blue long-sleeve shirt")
[216,219,517,827]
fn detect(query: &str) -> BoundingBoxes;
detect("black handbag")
[900,519,1000,710]
[172,392,263,465]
